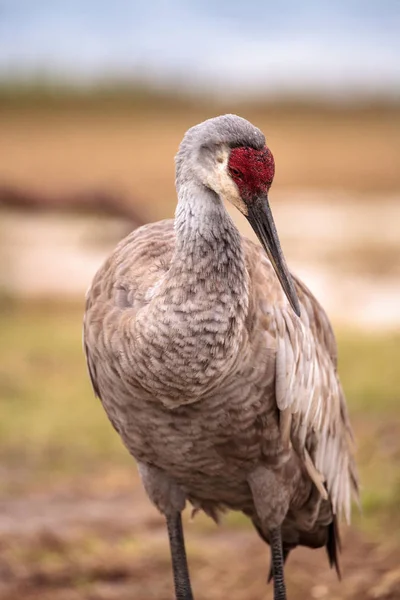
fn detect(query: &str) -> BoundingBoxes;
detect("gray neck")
[134,180,250,407]
[171,180,246,288]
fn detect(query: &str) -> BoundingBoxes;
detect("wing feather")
[246,241,359,522]
[83,220,175,402]
[272,276,358,520]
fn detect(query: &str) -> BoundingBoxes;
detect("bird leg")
[137,463,191,598]
[270,526,287,600]
[166,512,194,600]
[248,467,289,597]
[268,544,290,583]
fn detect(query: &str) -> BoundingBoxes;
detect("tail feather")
[326,515,342,580]
[252,513,342,583]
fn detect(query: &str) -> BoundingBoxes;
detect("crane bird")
[83,114,358,600]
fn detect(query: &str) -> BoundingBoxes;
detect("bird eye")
[230,168,242,178]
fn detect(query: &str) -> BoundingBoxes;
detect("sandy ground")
[1,193,399,330]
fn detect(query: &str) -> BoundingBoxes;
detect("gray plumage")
[83,114,358,599]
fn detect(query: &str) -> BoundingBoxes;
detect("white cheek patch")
[207,147,248,215]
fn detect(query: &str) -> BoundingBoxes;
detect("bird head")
[176,114,301,317]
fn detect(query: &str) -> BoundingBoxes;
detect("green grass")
[0,301,398,533]
[0,300,129,489]
[338,331,400,415]
[337,330,400,534]
[1,80,399,112]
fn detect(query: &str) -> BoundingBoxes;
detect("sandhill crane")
[83,114,358,600]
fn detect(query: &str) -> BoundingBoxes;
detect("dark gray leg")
[166,512,194,600]
[270,526,287,600]
[268,544,290,583]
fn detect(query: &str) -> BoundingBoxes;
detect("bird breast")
[132,277,249,408]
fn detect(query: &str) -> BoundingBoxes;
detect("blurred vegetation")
[0,301,129,487]
[0,300,398,538]
[1,81,399,113]
[0,81,200,113]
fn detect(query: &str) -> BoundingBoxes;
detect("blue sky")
[0,1,399,98]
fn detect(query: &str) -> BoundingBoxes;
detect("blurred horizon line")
[1,77,400,110]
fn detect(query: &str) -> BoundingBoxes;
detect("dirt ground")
[0,470,398,600]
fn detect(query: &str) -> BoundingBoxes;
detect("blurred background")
[0,2,399,599]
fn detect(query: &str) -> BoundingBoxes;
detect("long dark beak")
[246,195,301,317]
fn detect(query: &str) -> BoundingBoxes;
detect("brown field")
[0,102,399,223]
